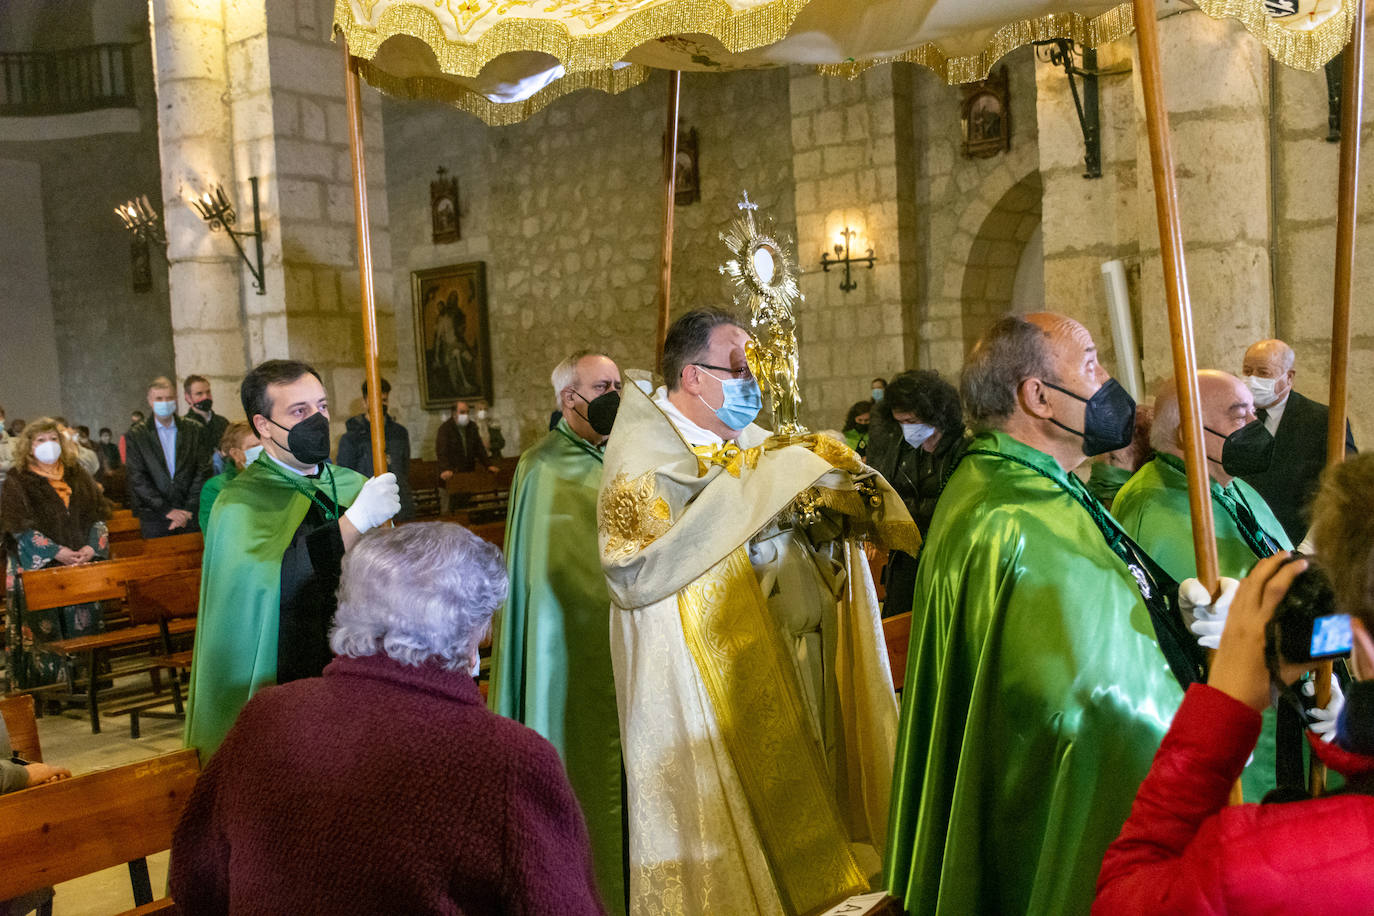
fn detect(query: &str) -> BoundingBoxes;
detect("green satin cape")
[182,457,365,757]
[488,421,625,915]
[197,465,238,523]
[1112,453,1293,800]
[884,432,1184,915]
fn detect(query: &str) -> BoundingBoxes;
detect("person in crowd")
[119,411,143,463]
[94,427,122,479]
[1239,338,1357,543]
[1085,404,1154,508]
[600,308,914,915]
[436,399,498,477]
[1113,371,1292,800]
[53,419,100,478]
[335,377,415,523]
[184,374,230,474]
[871,376,888,402]
[488,350,626,913]
[6,419,23,437]
[0,418,111,684]
[182,359,399,757]
[123,378,213,538]
[885,314,1199,915]
[865,369,968,617]
[198,422,261,523]
[1094,453,1374,913]
[170,522,604,914]
[0,406,11,497]
[473,399,506,459]
[842,399,872,455]
[1,711,69,916]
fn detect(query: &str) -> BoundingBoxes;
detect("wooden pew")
[883,611,912,692]
[110,530,204,560]
[0,748,200,914]
[0,694,42,762]
[409,458,443,518]
[120,569,202,736]
[106,513,142,545]
[17,554,201,733]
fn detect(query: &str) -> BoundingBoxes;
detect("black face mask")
[574,390,620,437]
[267,411,331,465]
[1044,378,1137,457]
[194,398,213,414]
[1205,419,1274,477]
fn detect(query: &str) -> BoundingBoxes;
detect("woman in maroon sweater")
[1095,455,1374,914]
[170,522,605,915]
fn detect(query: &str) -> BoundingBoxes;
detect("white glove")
[1303,675,1346,743]
[1178,576,1240,650]
[343,472,400,534]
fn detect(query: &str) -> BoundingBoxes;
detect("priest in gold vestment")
[598,309,917,916]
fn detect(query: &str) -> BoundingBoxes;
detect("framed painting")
[412,261,492,409]
[431,166,460,243]
[961,65,1010,159]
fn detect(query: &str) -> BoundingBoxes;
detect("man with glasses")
[488,350,627,914]
[598,308,916,916]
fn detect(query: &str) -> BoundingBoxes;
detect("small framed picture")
[412,262,492,409]
[961,66,1010,159]
[673,127,700,206]
[431,166,460,244]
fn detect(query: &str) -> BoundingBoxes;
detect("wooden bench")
[1,693,42,762]
[0,748,200,914]
[107,514,143,544]
[17,554,201,733]
[409,458,444,518]
[118,569,202,736]
[883,611,912,692]
[110,530,204,560]
[444,466,515,522]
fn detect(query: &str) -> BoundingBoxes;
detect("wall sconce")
[192,176,266,295]
[819,227,877,293]
[115,195,166,245]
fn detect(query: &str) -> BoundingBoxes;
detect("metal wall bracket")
[192,176,267,295]
[1037,39,1104,179]
[1326,51,1344,143]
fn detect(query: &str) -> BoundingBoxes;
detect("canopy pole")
[656,70,682,374]
[1133,0,1237,802]
[1314,0,1365,795]
[343,39,388,481]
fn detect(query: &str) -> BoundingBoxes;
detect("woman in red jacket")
[1095,454,1374,915]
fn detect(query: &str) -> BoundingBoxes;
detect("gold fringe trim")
[351,55,649,125]
[1191,0,1355,72]
[335,0,812,79]
[818,4,1137,86]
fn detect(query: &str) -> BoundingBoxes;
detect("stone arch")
[958,170,1044,352]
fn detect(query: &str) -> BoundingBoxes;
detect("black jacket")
[185,409,230,454]
[435,419,489,473]
[866,414,969,538]
[1240,390,1357,543]
[123,417,213,521]
[336,413,415,522]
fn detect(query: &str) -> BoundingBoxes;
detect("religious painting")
[961,65,1010,159]
[130,237,152,293]
[412,262,491,409]
[430,166,460,243]
[673,126,700,206]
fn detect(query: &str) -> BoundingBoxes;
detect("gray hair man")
[171,523,603,915]
[886,313,1199,915]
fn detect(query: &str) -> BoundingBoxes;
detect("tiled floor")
[23,702,185,915]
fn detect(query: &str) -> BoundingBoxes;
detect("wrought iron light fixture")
[192,176,266,295]
[115,195,166,245]
[819,227,876,293]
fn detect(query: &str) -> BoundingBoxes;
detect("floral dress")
[4,522,108,684]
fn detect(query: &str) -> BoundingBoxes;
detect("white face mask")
[476,409,487,421]
[1244,375,1280,408]
[243,445,264,465]
[456,413,470,427]
[901,422,936,449]
[33,440,62,465]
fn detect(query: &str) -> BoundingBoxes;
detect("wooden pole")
[1133,0,1237,803]
[1314,0,1365,795]
[342,40,388,480]
[656,71,682,374]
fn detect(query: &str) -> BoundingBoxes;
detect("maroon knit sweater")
[170,653,605,915]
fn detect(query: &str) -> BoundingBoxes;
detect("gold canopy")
[334,0,1355,124]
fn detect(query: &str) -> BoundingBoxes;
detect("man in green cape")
[885,314,1202,915]
[1113,370,1294,799]
[184,360,400,757]
[488,350,627,914]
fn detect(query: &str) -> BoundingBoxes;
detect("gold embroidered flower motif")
[691,443,762,478]
[600,471,673,561]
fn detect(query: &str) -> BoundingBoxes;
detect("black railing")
[0,43,136,116]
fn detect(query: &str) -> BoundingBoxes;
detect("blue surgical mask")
[244,445,264,465]
[901,422,936,449]
[872,388,885,402]
[152,400,177,418]
[697,370,762,431]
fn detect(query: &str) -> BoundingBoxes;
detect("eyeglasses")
[693,363,754,381]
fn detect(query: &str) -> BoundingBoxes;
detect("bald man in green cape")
[183,360,399,758]
[885,314,1203,915]
[1113,370,1293,799]
[488,351,627,915]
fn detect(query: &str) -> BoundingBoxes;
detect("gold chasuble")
[599,383,918,916]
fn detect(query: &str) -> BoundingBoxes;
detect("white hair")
[550,349,602,408]
[330,522,508,670]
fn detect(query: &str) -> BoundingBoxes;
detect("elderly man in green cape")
[183,359,400,757]
[1112,370,1298,800]
[488,349,627,915]
[884,313,1205,915]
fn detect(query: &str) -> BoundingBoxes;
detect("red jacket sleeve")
[1093,683,1262,915]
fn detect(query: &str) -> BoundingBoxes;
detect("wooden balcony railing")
[0,43,136,116]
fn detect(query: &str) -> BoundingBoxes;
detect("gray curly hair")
[330,522,508,670]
